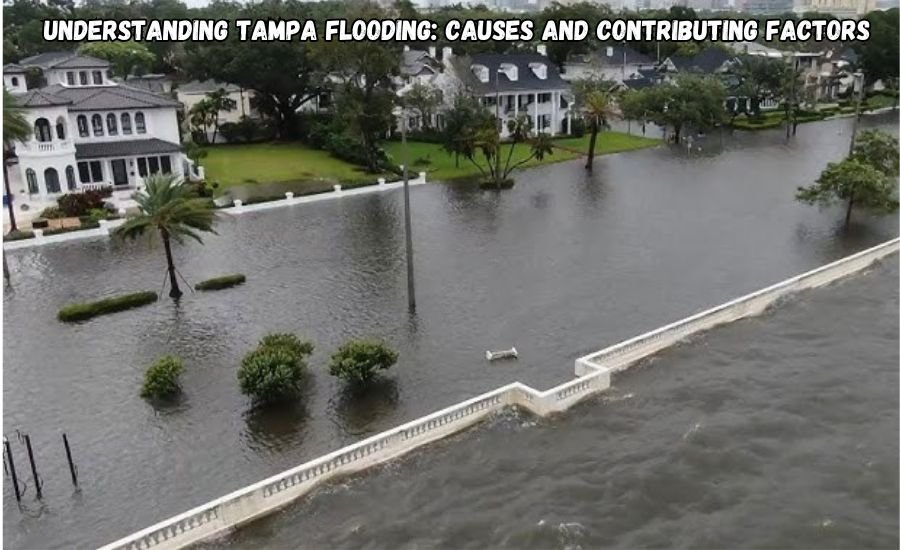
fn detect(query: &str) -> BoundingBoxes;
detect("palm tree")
[116,174,218,299]
[3,89,31,233]
[582,90,619,171]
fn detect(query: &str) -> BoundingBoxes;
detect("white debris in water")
[819,519,833,528]
[683,422,702,440]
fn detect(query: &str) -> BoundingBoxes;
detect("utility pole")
[786,54,796,141]
[848,71,864,155]
[400,108,416,311]
[495,68,501,184]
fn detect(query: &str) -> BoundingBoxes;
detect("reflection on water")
[216,259,899,550]
[3,114,898,550]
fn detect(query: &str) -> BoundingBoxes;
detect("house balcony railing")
[16,140,74,154]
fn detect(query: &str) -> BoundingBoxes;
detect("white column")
[533,93,538,131]
[551,91,558,136]
[514,93,519,119]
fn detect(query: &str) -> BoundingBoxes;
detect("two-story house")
[448,46,574,137]
[3,51,190,203]
[563,45,656,85]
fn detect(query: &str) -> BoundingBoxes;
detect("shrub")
[58,291,158,322]
[238,348,307,404]
[141,356,184,399]
[5,230,34,241]
[43,221,100,236]
[57,189,111,217]
[195,273,246,291]
[329,339,398,386]
[40,206,66,219]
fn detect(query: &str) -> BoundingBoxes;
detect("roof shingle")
[75,138,182,159]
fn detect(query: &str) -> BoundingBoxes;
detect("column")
[514,93,519,119]
[550,91,558,136]
[533,93,538,131]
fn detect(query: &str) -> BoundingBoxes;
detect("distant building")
[563,45,657,85]
[793,0,876,16]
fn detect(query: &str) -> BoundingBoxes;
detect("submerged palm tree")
[582,90,619,172]
[3,89,31,232]
[116,174,218,299]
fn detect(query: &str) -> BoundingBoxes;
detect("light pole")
[848,71,864,155]
[400,108,416,311]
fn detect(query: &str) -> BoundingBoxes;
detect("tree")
[115,174,218,299]
[445,103,554,190]
[329,339,398,387]
[182,138,207,169]
[203,88,237,144]
[238,333,313,404]
[635,75,726,143]
[796,158,898,226]
[857,8,899,88]
[733,54,785,117]
[3,89,31,233]
[401,82,443,132]
[572,77,619,171]
[189,99,217,143]
[850,129,899,178]
[78,41,156,76]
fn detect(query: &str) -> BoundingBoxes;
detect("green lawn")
[202,131,661,193]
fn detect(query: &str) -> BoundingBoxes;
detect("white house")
[176,79,256,126]
[446,46,575,137]
[3,51,191,206]
[563,45,657,85]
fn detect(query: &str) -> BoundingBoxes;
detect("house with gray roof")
[3,52,194,203]
[445,45,575,137]
[563,45,657,85]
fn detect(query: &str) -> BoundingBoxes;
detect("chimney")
[428,46,437,58]
[403,45,410,52]
[536,44,547,56]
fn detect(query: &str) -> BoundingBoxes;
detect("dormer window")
[67,72,75,86]
[79,71,88,85]
[472,64,489,83]
[499,63,518,82]
[529,63,547,80]
[92,71,102,85]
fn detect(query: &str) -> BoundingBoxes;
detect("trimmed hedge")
[58,291,158,322]
[195,273,246,291]
[141,356,184,399]
[5,230,35,241]
[43,221,101,236]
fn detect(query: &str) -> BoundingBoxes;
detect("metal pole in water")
[62,433,77,486]
[3,252,9,283]
[401,109,416,311]
[849,71,864,155]
[4,438,21,501]
[23,434,41,498]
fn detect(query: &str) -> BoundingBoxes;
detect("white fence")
[98,237,898,550]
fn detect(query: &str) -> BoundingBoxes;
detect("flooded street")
[3,115,898,549]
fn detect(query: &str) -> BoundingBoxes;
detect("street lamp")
[400,107,416,311]
[848,71,864,155]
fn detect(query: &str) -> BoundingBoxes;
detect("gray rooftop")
[75,138,181,159]
[42,83,181,111]
[401,50,439,77]
[20,51,110,70]
[13,89,72,107]
[460,53,569,94]
[3,63,26,74]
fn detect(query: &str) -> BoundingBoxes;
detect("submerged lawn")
[202,131,661,193]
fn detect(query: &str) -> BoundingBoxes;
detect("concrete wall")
[97,237,898,550]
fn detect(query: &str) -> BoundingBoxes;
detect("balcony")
[16,140,74,155]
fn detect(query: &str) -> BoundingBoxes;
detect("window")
[66,166,77,190]
[79,71,88,85]
[137,158,148,177]
[92,71,102,85]
[538,93,552,104]
[121,113,132,135]
[67,72,75,86]
[148,157,160,174]
[77,115,89,137]
[26,169,38,194]
[78,162,91,183]
[135,112,146,133]
[55,117,66,140]
[160,156,172,174]
[44,168,61,193]
[107,114,118,136]
[92,114,104,136]
[11,77,18,86]
[34,118,52,142]
[89,161,103,182]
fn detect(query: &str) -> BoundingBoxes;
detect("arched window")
[135,112,146,134]
[55,116,66,140]
[44,168,61,194]
[107,113,118,136]
[77,115,89,137]
[11,77,18,86]
[121,113,132,135]
[66,166,77,190]
[34,118,52,142]
[92,114,104,136]
[25,169,38,194]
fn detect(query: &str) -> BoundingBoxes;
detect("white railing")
[98,237,898,550]
[17,140,73,154]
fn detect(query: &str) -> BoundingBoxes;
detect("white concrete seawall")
[3,173,428,251]
[98,237,898,550]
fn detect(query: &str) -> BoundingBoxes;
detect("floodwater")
[214,252,900,550]
[3,114,898,549]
